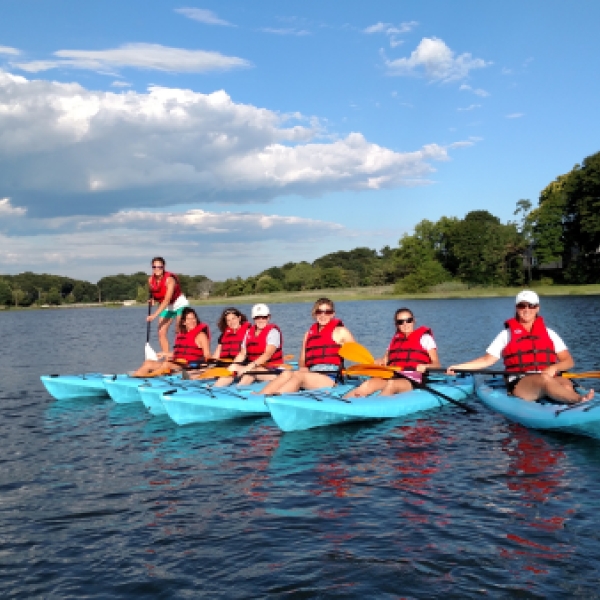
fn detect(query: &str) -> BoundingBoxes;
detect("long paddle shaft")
[426,368,600,379]
[146,298,152,343]
[393,371,477,414]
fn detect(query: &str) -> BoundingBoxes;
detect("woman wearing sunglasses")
[212,307,251,362]
[448,290,594,404]
[147,256,189,354]
[345,307,440,398]
[260,298,355,395]
[214,303,284,387]
[134,307,210,376]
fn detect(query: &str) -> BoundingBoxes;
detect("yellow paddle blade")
[198,367,233,380]
[145,367,172,378]
[562,371,600,379]
[345,366,395,379]
[338,342,375,364]
[174,358,188,365]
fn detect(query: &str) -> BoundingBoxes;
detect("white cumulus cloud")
[174,8,234,27]
[459,84,490,97]
[506,113,524,119]
[384,37,490,82]
[0,46,20,56]
[14,43,250,74]
[0,68,467,217]
[0,198,27,216]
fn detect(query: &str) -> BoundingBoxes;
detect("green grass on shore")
[3,283,599,312]
[190,283,600,307]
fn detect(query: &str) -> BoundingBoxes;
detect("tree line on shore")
[1,150,598,307]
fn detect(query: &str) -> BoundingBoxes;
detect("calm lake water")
[1,296,600,598]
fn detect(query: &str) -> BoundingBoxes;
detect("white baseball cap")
[251,303,270,318]
[515,290,539,305]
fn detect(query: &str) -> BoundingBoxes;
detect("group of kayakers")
[138,258,594,405]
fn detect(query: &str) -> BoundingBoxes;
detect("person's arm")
[149,277,176,321]
[195,332,211,362]
[417,348,441,372]
[447,354,499,374]
[212,344,222,361]
[375,349,389,366]
[298,332,309,371]
[245,345,277,371]
[333,326,355,346]
[542,349,574,377]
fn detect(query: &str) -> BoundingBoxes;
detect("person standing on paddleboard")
[147,257,189,354]
[345,307,440,398]
[447,291,594,404]
[260,297,355,395]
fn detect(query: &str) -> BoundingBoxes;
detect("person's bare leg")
[259,370,295,395]
[276,372,334,394]
[133,359,163,377]
[157,317,172,354]
[214,375,234,388]
[239,372,277,387]
[514,374,594,404]
[379,379,413,397]
[344,378,387,398]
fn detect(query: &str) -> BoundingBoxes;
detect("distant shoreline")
[3,283,600,312]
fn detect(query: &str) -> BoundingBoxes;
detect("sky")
[1,0,599,282]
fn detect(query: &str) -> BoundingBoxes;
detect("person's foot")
[580,389,595,402]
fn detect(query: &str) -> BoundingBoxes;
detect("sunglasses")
[253,315,269,320]
[152,265,164,270]
[315,309,334,315]
[516,302,539,309]
[396,317,414,325]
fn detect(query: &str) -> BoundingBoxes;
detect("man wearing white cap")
[448,290,594,404]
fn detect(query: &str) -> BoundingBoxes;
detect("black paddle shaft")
[146,295,152,344]
[398,372,477,414]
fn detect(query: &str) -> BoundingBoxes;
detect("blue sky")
[1,0,599,281]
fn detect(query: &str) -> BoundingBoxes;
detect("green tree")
[395,260,451,293]
[451,211,516,285]
[47,287,62,305]
[319,267,349,288]
[0,279,11,305]
[283,262,319,291]
[12,287,26,307]
[255,275,283,293]
[136,285,149,304]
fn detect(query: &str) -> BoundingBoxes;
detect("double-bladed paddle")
[144,296,159,361]
[426,368,600,379]
[338,342,476,414]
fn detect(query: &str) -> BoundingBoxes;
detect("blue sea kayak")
[40,373,114,400]
[477,377,600,439]
[139,380,209,416]
[103,374,180,404]
[266,374,474,432]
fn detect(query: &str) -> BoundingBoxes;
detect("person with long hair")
[345,307,440,398]
[448,291,594,404]
[134,307,210,376]
[212,307,250,362]
[214,303,284,387]
[147,257,189,353]
[260,297,355,395]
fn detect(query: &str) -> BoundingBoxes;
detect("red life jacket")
[304,319,344,368]
[149,271,182,303]
[173,323,210,364]
[502,316,558,373]
[245,324,284,367]
[387,326,433,369]
[220,322,251,360]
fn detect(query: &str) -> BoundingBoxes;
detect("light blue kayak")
[139,380,209,416]
[41,373,115,400]
[161,382,275,425]
[477,377,600,439]
[266,374,475,432]
[103,374,180,404]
